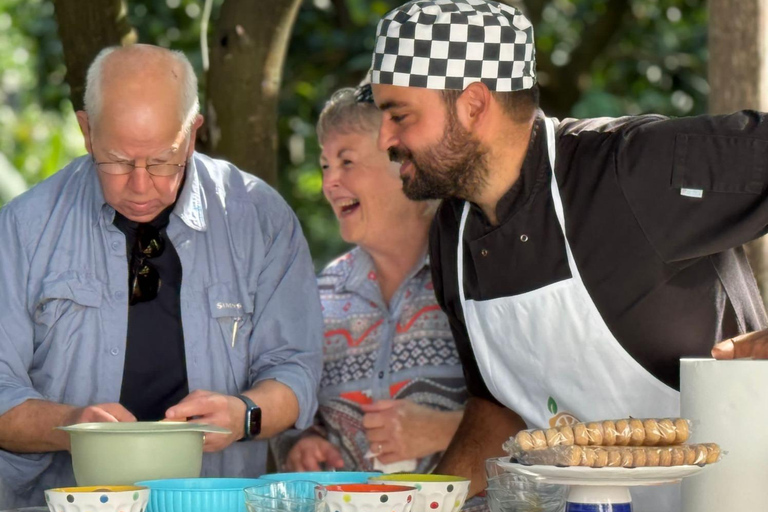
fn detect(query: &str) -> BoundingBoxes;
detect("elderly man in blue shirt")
[0,44,323,507]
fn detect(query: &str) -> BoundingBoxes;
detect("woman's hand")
[285,434,345,472]
[361,399,462,464]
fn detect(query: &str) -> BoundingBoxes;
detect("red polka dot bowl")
[368,475,470,512]
[44,485,150,512]
[325,484,416,512]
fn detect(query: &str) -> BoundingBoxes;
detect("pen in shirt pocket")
[231,318,240,348]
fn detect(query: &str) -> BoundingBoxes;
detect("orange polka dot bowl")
[324,484,416,512]
[44,485,150,512]
[368,475,470,512]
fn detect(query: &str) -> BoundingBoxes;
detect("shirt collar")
[335,246,431,296]
[90,152,208,231]
[173,154,207,231]
[462,110,550,227]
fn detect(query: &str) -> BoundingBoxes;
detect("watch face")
[247,406,262,437]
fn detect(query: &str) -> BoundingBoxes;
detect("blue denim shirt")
[0,153,323,507]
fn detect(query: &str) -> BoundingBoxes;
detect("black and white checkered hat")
[371,0,535,92]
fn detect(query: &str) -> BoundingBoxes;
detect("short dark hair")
[441,84,539,123]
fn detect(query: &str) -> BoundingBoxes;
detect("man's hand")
[285,434,344,472]
[712,329,768,359]
[361,399,461,464]
[63,403,136,425]
[165,390,244,452]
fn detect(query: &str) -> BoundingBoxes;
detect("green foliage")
[0,0,83,202]
[0,0,709,269]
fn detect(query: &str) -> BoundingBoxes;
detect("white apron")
[458,118,681,511]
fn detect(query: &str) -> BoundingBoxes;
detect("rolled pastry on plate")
[602,420,617,446]
[531,429,548,449]
[704,443,721,464]
[670,446,685,466]
[645,446,661,466]
[619,446,634,467]
[606,448,622,467]
[558,425,575,446]
[515,430,535,451]
[594,447,609,468]
[629,418,645,446]
[674,418,691,443]
[546,426,574,447]
[586,422,604,445]
[657,418,677,445]
[659,447,672,467]
[643,419,661,444]
[615,419,631,446]
[573,422,590,446]
[581,446,597,467]
[632,446,647,467]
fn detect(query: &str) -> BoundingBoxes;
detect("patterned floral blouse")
[275,246,468,473]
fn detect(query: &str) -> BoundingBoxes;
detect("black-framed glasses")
[129,224,165,305]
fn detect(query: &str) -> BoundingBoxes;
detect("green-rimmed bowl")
[58,422,230,486]
[369,474,470,512]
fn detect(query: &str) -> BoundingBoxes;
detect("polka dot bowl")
[325,484,416,512]
[45,485,150,512]
[368,474,470,512]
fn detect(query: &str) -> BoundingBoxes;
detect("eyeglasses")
[94,161,186,177]
[129,224,165,305]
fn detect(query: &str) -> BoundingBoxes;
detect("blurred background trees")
[0,0,708,268]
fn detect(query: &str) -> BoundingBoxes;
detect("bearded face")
[387,103,489,201]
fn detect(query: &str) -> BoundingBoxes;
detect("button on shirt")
[0,153,323,508]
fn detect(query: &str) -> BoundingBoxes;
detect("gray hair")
[83,45,200,134]
[316,88,382,144]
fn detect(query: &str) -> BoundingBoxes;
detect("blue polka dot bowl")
[369,474,470,512]
[44,485,149,512]
[325,484,416,512]
[137,478,267,512]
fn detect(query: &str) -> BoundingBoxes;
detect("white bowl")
[325,484,416,512]
[45,485,150,512]
[369,474,470,512]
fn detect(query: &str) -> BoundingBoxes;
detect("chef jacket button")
[481,249,488,257]
[111,241,120,250]
[115,291,125,300]
[110,348,119,356]
[378,371,385,379]
[520,234,529,242]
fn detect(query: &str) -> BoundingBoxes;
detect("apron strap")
[544,118,581,280]
[457,117,582,307]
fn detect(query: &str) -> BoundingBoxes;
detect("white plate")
[493,458,709,486]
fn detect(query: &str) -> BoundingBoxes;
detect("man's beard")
[388,108,488,201]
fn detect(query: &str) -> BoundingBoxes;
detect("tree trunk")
[204,0,302,185]
[708,0,768,308]
[53,0,137,111]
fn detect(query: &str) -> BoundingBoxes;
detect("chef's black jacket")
[430,111,768,404]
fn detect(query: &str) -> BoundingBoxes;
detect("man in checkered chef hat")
[369,1,768,510]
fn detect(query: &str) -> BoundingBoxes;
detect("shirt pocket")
[207,282,255,362]
[34,272,103,348]
[672,133,768,194]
